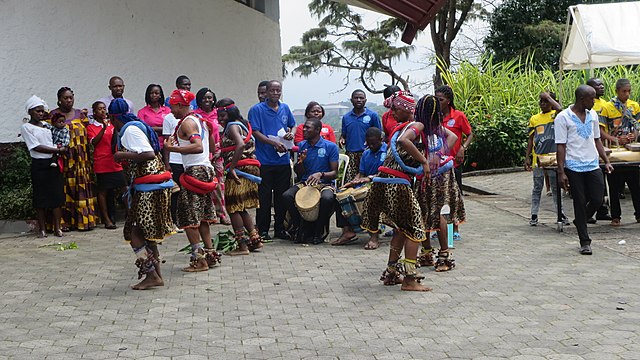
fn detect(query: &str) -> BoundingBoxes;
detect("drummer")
[282,118,339,244]
[599,78,640,226]
[337,127,387,249]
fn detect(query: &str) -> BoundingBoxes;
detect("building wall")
[0,0,281,142]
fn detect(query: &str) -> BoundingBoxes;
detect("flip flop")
[330,235,358,246]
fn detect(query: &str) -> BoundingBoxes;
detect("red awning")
[336,0,448,44]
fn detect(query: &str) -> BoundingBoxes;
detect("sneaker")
[453,232,461,241]
[430,232,439,240]
[260,232,272,241]
[561,216,571,226]
[173,224,184,233]
[586,217,597,224]
[579,244,592,255]
[529,216,538,226]
[596,213,612,221]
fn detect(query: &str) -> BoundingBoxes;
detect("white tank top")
[177,115,211,168]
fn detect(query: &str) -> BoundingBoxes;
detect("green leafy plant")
[0,143,34,220]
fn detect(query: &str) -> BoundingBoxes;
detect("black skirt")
[96,171,127,190]
[31,158,64,208]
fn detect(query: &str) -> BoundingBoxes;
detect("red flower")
[471,162,478,168]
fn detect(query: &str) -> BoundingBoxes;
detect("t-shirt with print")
[599,98,640,140]
[554,106,600,173]
[442,109,472,167]
[297,138,339,184]
[528,110,557,166]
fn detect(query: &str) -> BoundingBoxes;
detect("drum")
[335,184,370,230]
[295,185,321,222]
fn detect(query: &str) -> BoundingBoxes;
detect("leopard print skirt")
[344,151,363,183]
[176,165,217,229]
[361,181,426,242]
[415,170,466,231]
[224,165,260,214]
[123,155,174,242]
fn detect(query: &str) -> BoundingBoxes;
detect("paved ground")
[1,171,640,359]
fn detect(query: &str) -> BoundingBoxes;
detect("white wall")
[0,0,281,142]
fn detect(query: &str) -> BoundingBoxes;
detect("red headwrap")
[383,90,416,112]
[169,89,195,106]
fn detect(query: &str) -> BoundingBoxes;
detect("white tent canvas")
[561,1,640,70]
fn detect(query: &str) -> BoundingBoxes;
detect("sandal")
[364,239,380,250]
[330,234,358,246]
[105,224,117,230]
[418,248,436,267]
[611,219,622,227]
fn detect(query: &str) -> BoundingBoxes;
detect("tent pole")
[559,7,573,104]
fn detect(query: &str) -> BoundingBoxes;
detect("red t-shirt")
[294,123,337,145]
[87,122,123,173]
[442,109,472,167]
[382,109,398,143]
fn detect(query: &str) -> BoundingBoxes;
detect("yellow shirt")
[593,97,607,115]
[599,98,640,136]
[528,110,557,166]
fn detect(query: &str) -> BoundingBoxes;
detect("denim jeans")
[531,167,560,216]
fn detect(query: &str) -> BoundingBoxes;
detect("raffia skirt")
[361,179,426,243]
[224,165,260,214]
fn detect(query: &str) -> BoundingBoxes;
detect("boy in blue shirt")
[339,89,381,183]
[333,127,386,249]
[282,118,339,244]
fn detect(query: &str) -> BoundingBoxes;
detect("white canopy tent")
[560,1,640,71]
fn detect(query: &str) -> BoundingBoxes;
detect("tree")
[430,0,490,86]
[484,0,626,70]
[282,0,413,94]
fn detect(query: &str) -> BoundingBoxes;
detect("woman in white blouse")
[21,96,67,238]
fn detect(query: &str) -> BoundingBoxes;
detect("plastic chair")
[338,153,349,187]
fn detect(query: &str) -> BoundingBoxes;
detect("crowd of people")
[20,74,476,291]
[525,77,640,255]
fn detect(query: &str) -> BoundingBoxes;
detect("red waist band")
[226,158,261,169]
[180,173,218,194]
[133,171,172,185]
[378,166,411,181]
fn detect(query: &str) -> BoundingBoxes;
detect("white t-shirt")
[176,115,211,168]
[121,126,154,154]
[162,113,183,165]
[554,106,600,172]
[21,122,53,159]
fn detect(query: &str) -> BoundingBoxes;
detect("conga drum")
[336,184,370,231]
[295,185,321,222]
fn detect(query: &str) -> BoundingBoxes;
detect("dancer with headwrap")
[21,96,66,238]
[360,91,432,292]
[194,87,231,225]
[109,98,174,290]
[164,90,221,272]
[217,98,264,254]
[413,95,464,272]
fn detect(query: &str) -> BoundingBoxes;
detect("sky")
[278,0,489,111]
[278,0,436,110]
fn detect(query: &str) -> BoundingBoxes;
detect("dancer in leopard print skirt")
[110,99,174,290]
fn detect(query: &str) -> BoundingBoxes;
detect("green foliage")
[0,144,34,220]
[440,56,640,170]
[484,0,627,70]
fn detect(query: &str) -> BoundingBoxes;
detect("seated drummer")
[334,127,387,249]
[282,118,339,244]
[599,78,640,226]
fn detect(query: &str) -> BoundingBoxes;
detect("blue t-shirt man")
[298,137,340,184]
[248,100,296,166]
[341,108,381,152]
[359,142,387,177]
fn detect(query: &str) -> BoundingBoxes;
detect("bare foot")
[130,271,164,290]
[401,278,432,292]
[226,248,250,256]
[364,239,379,250]
[330,233,358,246]
[182,258,209,272]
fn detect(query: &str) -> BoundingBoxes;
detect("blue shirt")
[298,137,339,183]
[341,108,381,152]
[164,97,197,111]
[248,101,296,166]
[359,143,387,176]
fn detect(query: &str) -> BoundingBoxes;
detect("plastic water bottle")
[441,205,454,249]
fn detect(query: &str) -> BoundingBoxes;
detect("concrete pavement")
[1,173,640,359]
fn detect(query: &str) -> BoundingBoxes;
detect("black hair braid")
[435,85,455,110]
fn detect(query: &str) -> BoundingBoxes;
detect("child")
[45,113,70,168]
[524,92,568,226]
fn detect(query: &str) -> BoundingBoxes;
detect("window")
[236,0,266,14]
